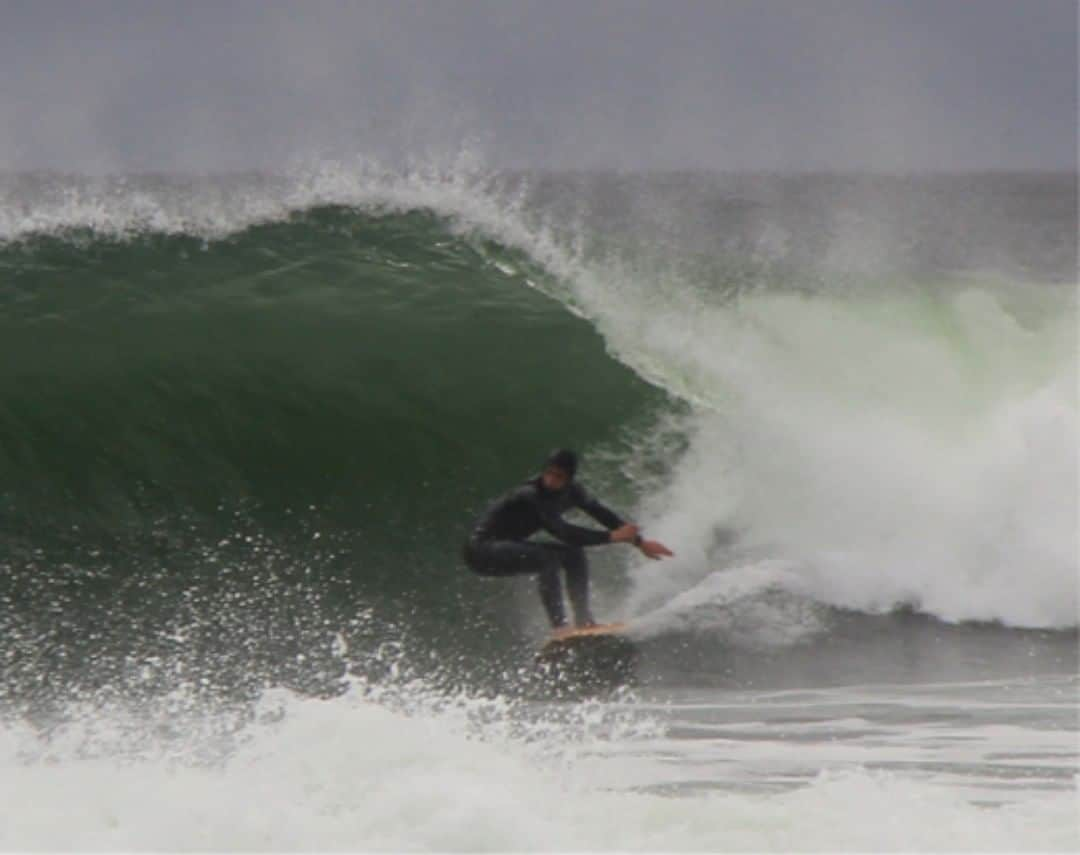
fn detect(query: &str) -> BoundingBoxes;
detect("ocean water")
[0,161,1076,850]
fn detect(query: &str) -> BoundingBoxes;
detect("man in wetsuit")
[463,449,674,629]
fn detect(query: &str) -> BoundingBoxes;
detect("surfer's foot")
[575,617,597,628]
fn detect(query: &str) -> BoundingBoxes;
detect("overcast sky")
[1,0,1075,173]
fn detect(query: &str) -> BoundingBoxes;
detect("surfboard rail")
[547,621,628,643]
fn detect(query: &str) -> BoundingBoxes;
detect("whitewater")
[0,160,1076,850]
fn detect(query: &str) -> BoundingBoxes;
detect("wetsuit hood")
[543,448,579,479]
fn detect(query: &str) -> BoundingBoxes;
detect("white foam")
[619,286,1078,630]
[1,684,1075,851]
[628,560,829,647]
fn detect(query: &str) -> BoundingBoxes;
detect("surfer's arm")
[574,485,627,530]
[638,538,674,559]
[537,507,613,547]
[574,487,645,546]
[574,487,673,557]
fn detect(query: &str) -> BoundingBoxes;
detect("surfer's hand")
[638,539,674,560]
[610,523,640,544]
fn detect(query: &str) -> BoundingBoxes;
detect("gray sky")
[1,0,1075,173]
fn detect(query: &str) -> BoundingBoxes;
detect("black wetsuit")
[463,478,626,627]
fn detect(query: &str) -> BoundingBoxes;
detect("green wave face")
[0,207,664,701]
[1,208,656,522]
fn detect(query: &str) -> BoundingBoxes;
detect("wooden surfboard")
[543,621,629,647]
[534,622,638,695]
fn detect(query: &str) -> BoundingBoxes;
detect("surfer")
[463,449,673,628]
